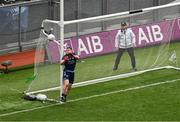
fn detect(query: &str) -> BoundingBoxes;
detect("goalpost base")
[25,65,180,95]
[73,66,180,88]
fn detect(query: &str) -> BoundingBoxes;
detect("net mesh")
[25,22,61,99]
[26,4,180,100]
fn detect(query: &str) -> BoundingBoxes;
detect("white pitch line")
[68,78,180,102]
[0,78,180,117]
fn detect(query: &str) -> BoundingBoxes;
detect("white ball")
[36,94,47,101]
[47,34,55,41]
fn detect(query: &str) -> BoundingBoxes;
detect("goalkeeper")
[60,46,80,103]
[113,22,137,71]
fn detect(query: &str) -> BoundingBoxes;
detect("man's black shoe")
[132,68,137,72]
[60,96,66,103]
[113,67,117,70]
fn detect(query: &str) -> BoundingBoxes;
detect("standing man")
[113,22,137,71]
[60,46,80,103]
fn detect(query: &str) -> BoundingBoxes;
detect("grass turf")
[0,42,180,121]
[0,69,180,121]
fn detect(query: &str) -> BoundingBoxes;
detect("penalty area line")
[0,78,180,117]
[68,78,180,102]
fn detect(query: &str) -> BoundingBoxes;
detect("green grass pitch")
[0,42,180,121]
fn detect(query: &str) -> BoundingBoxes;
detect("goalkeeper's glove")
[60,56,69,65]
[64,56,69,61]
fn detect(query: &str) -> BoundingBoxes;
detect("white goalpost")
[24,1,180,101]
[59,0,64,103]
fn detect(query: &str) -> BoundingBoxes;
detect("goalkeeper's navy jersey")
[62,53,77,71]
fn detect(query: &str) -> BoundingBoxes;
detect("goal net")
[25,2,180,101]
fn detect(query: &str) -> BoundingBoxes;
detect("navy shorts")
[63,70,75,84]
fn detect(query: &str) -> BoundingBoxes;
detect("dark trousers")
[113,47,136,69]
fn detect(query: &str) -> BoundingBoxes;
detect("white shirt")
[115,28,136,49]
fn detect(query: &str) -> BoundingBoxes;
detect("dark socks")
[62,93,67,98]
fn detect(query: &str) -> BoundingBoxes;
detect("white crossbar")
[64,2,180,25]
[42,2,180,26]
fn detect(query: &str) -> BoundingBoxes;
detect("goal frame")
[25,1,180,96]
